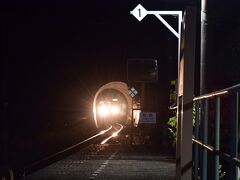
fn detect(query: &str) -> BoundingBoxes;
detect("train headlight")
[98,105,109,116]
[111,105,119,115]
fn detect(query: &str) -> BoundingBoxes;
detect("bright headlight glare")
[111,105,119,115]
[98,105,109,116]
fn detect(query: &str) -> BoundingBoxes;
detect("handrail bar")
[192,139,240,168]
[192,139,213,151]
[193,83,240,101]
[192,83,240,179]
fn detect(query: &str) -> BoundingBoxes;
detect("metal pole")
[176,11,182,180]
[193,101,200,180]
[177,11,182,97]
[176,96,182,179]
[214,96,220,180]
[200,0,207,95]
[201,99,208,180]
[141,83,145,110]
[131,97,134,145]
[229,92,239,180]
[200,0,212,95]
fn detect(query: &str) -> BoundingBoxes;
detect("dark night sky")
[2,0,240,134]
[1,2,181,95]
[2,1,178,77]
[0,0,185,137]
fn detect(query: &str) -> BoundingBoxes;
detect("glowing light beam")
[101,123,123,145]
[98,104,110,116]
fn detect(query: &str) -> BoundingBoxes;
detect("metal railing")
[192,84,240,180]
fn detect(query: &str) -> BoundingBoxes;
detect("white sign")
[128,87,138,97]
[139,112,156,124]
[130,4,147,21]
[130,4,182,38]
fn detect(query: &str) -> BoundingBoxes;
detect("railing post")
[229,92,239,180]
[177,6,196,180]
[214,96,220,180]
[193,101,200,180]
[202,99,208,180]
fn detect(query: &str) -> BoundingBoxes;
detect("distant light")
[111,105,119,115]
[98,105,109,116]
[112,99,118,101]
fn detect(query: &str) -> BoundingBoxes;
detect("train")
[93,82,132,128]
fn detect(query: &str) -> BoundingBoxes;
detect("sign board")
[128,87,138,97]
[139,112,156,124]
[127,59,158,82]
[130,4,147,21]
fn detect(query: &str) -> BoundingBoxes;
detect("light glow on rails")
[26,125,114,168]
[100,125,113,135]
[101,123,123,145]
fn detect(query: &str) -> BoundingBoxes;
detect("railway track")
[22,121,176,180]
[10,123,124,179]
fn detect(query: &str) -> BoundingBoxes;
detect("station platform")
[24,144,176,180]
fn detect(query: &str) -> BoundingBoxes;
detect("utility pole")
[200,0,213,95]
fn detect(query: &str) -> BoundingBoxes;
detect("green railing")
[192,84,240,180]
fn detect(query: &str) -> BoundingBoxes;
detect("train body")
[93,82,132,128]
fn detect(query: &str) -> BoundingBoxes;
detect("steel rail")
[101,123,123,145]
[21,125,113,177]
